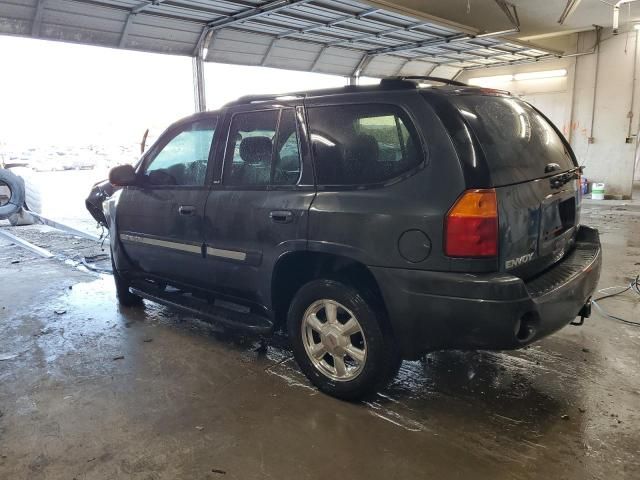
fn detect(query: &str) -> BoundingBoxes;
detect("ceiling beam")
[206,0,315,30]
[120,0,174,48]
[558,0,583,25]
[132,0,167,15]
[31,0,46,37]
[119,13,136,48]
[310,46,326,71]
[462,54,557,70]
[351,54,372,77]
[326,22,443,48]
[272,9,379,40]
[368,33,471,56]
[394,58,410,76]
[260,37,278,65]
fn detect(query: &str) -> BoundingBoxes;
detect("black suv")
[87,77,602,400]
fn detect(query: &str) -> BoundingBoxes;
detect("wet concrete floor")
[1,204,639,479]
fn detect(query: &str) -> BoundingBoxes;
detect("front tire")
[110,252,142,307]
[287,279,400,401]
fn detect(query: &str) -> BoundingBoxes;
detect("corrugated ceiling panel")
[265,38,324,68]
[126,14,201,54]
[0,0,558,77]
[150,3,227,22]
[313,47,363,76]
[430,65,462,79]
[398,59,437,76]
[365,55,406,77]
[0,0,35,36]
[39,0,125,46]
[208,28,273,66]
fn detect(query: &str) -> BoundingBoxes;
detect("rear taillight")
[445,189,498,258]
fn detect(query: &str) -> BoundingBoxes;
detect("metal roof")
[0,0,558,78]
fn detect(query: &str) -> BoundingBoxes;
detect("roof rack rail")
[225,93,307,107]
[381,76,468,87]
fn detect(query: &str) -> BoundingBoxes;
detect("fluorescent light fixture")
[634,23,640,30]
[469,69,568,86]
[468,74,514,85]
[513,69,567,81]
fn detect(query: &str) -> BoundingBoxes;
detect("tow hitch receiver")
[571,299,592,326]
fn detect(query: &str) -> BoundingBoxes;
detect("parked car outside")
[87,78,601,400]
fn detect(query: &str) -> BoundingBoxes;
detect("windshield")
[452,96,576,185]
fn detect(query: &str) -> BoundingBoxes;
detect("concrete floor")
[1,203,639,480]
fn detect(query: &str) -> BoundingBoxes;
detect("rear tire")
[287,279,401,401]
[111,253,142,307]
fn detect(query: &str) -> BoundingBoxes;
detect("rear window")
[452,96,575,185]
[307,104,422,186]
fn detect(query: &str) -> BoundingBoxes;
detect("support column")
[192,55,207,113]
[348,54,372,86]
[192,28,213,113]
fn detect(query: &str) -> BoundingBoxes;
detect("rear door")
[116,115,218,287]
[451,95,580,278]
[201,104,315,308]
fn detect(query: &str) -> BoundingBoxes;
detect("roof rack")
[224,76,469,108]
[381,76,468,87]
[225,93,308,107]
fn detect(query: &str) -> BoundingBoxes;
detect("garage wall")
[458,30,640,198]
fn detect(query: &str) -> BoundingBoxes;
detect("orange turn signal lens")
[445,189,498,258]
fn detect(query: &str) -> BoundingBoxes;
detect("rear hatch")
[450,94,581,279]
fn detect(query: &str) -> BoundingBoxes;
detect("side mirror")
[109,164,137,186]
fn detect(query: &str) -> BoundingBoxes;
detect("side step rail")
[130,282,274,335]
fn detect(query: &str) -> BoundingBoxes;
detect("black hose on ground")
[592,275,640,327]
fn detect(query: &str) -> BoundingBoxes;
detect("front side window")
[307,104,422,186]
[145,118,217,186]
[224,109,301,187]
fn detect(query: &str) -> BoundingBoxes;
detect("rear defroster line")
[592,274,640,327]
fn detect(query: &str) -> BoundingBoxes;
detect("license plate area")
[539,193,577,258]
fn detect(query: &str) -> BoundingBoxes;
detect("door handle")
[178,205,196,216]
[269,210,293,224]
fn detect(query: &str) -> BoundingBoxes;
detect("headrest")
[240,136,273,165]
[349,134,379,163]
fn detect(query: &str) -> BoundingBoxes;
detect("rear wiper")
[545,162,561,173]
[550,166,581,189]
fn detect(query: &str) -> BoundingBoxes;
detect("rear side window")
[307,104,422,186]
[224,109,302,187]
[452,96,575,185]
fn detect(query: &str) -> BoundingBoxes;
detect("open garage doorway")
[0,36,346,233]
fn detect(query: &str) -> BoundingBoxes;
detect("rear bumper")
[370,226,602,359]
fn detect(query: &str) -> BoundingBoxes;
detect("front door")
[202,105,315,310]
[116,114,219,288]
